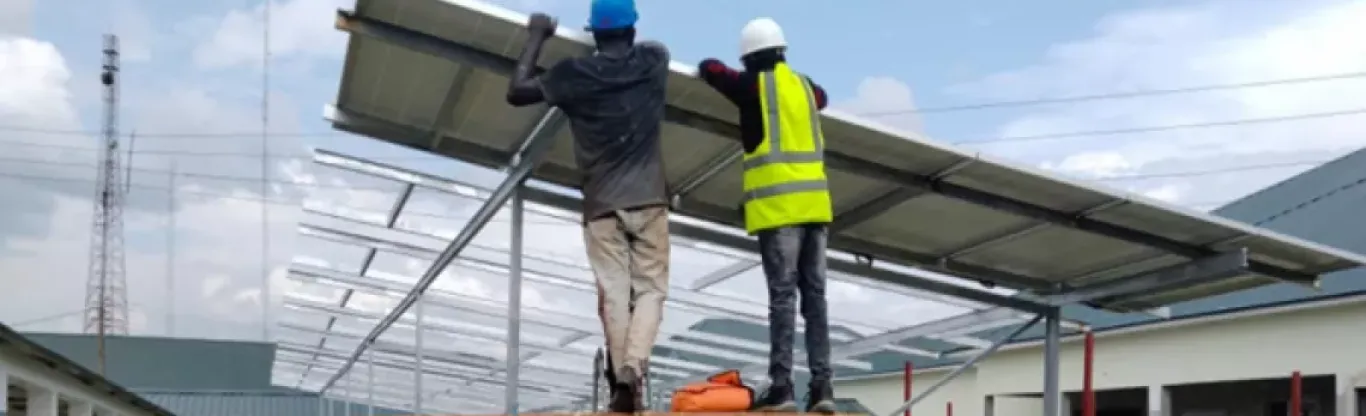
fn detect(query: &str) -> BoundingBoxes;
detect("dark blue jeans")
[757,223,832,390]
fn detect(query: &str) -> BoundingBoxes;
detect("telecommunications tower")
[84,34,130,349]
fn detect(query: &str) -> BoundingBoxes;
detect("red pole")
[1083,330,1096,416]
[946,402,953,416]
[904,361,914,416]
[1290,371,1302,416]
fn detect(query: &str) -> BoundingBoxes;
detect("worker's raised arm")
[804,76,829,111]
[506,13,557,107]
[697,58,746,105]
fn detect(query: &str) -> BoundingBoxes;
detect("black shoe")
[607,384,636,413]
[805,383,837,414]
[751,383,797,412]
[607,367,643,413]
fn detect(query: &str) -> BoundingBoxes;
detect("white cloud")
[0,0,31,37]
[111,0,156,62]
[950,0,1366,207]
[193,0,350,69]
[834,76,925,135]
[0,37,78,127]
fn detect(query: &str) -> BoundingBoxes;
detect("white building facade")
[836,294,1366,416]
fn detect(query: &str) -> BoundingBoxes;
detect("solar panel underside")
[329,0,1366,309]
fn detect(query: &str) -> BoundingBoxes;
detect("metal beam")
[300,207,874,343]
[830,308,1022,359]
[279,321,594,382]
[884,313,1044,416]
[283,286,715,376]
[287,264,852,372]
[506,189,525,414]
[276,342,584,400]
[280,363,558,409]
[1042,309,1062,416]
[831,157,973,233]
[314,108,565,394]
[280,340,588,394]
[296,182,414,389]
[301,205,880,340]
[310,146,1051,314]
[689,259,759,291]
[1045,248,1250,308]
[671,147,740,204]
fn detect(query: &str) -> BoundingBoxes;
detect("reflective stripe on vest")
[740,63,833,233]
[740,71,826,173]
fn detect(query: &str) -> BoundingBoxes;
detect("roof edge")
[0,323,178,416]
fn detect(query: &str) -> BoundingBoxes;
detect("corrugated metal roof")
[134,390,408,416]
[0,323,176,416]
[21,333,276,391]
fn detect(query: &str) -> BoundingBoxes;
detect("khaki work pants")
[585,205,671,383]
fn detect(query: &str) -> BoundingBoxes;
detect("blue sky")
[3,0,1366,384]
[27,0,1210,157]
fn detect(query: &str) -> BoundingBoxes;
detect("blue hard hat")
[586,0,638,31]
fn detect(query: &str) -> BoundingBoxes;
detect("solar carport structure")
[273,0,1366,414]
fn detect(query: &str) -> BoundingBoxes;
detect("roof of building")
[133,389,409,416]
[0,322,177,416]
[16,333,414,416]
[20,333,278,391]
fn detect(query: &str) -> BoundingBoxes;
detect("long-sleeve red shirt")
[697,59,829,154]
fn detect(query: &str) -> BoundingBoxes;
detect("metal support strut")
[505,189,525,414]
[314,109,565,393]
[885,313,1045,416]
[1043,308,1063,416]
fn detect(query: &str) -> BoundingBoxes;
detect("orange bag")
[670,370,755,412]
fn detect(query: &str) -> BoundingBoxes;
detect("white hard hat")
[740,17,787,57]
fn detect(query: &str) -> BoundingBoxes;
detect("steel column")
[415,295,425,415]
[366,350,374,416]
[1043,308,1062,416]
[314,108,565,393]
[505,189,525,414]
[1082,330,1095,416]
[885,314,1044,416]
[0,365,7,416]
[343,370,352,416]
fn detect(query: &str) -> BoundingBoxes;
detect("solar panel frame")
[331,0,1366,309]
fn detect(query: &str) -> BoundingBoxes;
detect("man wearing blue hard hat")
[505,0,672,413]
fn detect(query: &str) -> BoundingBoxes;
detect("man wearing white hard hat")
[696,17,837,414]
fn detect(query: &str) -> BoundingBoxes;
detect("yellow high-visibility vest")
[742,62,833,234]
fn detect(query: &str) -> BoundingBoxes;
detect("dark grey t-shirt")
[540,41,672,221]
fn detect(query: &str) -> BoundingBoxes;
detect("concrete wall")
[835,298,1366,416]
